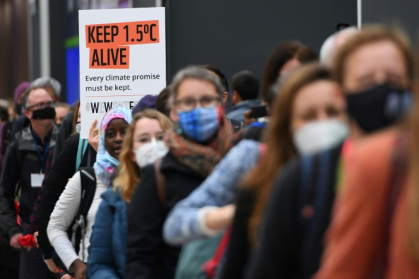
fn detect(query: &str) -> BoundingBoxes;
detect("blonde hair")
[113,109,172,203]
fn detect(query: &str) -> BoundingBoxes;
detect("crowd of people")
[0,24,419,279]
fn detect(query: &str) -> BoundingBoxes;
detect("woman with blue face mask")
[161,63,349,279]
[125,66,235,279]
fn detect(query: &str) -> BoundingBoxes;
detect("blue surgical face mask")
[178,106,220,142]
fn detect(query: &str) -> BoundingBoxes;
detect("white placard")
[79,7,166,138]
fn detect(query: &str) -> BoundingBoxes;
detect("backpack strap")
[86,145,93,167]
[154,159,166,209]
[298,150,331,261]
[202,226,232,278]
[297,154,316,260]
[298,155,314,217]
[78,167,96,219]
[309,150,330,231]
[73,167,96,259]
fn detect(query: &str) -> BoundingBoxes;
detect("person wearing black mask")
[335,29,412,138]
[0,87,58,279]
[245,26,413,279]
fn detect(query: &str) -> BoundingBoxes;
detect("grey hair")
[320,26,359,67]
[24,87,52,108]
[31,77,61,98]
[169,66,224,107]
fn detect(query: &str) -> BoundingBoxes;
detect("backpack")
[297,150,331,266]
[53,167,97,270]
[70,167,97,260]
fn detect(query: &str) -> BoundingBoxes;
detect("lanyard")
[34,140,50,173]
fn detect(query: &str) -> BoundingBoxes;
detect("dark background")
[3,0,419,101]
[363,0,419,46]
[166,0,357,85]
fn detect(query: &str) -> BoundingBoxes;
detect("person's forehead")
[348,40,404,62]
[179,78,215,90]
[106,118,128,129]
[28,88,52,102]
[346,41,406,73]
[135,117,162,133]
[55,107,69,113]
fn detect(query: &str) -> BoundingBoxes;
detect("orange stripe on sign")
[85,95,145,97]
[85,20,160,48]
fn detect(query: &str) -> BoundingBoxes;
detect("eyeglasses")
[26,101,55,111]
[174,95,221,111]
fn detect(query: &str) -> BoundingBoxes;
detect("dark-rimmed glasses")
[174,96,221,111]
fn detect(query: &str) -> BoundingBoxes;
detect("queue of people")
[0,24,419,279]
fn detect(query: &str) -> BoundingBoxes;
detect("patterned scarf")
[94,107,132,186]
[165,115,235,177]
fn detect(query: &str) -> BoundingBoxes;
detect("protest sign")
[79,7,166,138]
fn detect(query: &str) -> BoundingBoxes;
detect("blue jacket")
[87,187,127,279]
[163,140,261,245]
[226,99,260,122]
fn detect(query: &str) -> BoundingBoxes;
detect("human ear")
[170,107,179,122]
[222,91,229,104]
[23,108,31,119]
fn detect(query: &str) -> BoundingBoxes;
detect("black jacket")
[245,144,343,279]
[126,152,206,279]
[37,133,96,258]
[0,125,59,238]
[52,111,74,165]
[218,188,255,279]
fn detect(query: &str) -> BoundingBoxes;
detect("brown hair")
[333,25,413,85]
[242,63,334,242]
[261,41,318,102]
[113,109,172,203]
[72,101,80,134]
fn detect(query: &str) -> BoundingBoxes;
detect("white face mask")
[293,119,349,155]
[76,122,81,133]
[134,138,169,168]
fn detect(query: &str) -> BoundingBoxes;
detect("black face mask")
[32,106,56,120]
[15,103,23,115]
[346,83,412,134]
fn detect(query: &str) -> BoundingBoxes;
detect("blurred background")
[0,0,417,104]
